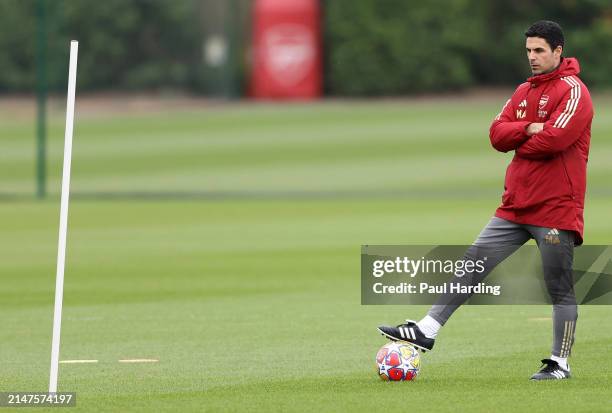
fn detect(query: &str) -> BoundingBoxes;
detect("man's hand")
[526,122,544,136]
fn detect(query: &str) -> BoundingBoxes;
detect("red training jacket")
[489,57,594,245]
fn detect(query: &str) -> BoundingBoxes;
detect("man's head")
[525,20,564,75]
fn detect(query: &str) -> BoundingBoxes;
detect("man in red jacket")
[378,21,593,380]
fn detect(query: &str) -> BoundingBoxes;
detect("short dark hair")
[525,20,564,51]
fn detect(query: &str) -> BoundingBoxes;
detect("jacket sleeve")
[516,81,592,159]
[489,95,531,152]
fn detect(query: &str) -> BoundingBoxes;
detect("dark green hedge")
[0,0,202,92]
[324,0,612,95]
[323,0,487,95]
[0,0,610,94]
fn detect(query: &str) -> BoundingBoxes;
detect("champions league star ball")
[376,342,420,381]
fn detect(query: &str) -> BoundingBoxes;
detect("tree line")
[0,0,610,95]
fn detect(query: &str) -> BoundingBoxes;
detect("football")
[376,342,420,381]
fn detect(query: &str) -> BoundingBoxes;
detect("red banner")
[250,0,322,99]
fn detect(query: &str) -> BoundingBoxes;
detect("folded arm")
[517,81,592,160]
[489,98,531,152]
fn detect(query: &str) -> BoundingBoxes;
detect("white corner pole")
[49,40,78,394]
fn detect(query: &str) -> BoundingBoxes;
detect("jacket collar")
[527,57,581,86]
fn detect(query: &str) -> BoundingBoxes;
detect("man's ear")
[554,45,563,57]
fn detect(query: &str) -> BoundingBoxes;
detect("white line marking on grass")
[528,317,552,321]
[60,359,98,364]
[118,359,159,363]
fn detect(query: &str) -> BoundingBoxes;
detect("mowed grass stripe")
[2,98,611,193]
[1,112,491,179]
[4,154,509,193]
[0,119,489,162]
[1,98,611,411]
[1,198,611,411]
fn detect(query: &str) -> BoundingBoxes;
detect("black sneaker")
[530,359,571,381]
[377,320,435,352]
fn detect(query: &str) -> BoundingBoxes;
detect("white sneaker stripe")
[399,327,405,338]
[409,328,415,340]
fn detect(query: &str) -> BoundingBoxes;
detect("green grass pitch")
[1,96,611,412]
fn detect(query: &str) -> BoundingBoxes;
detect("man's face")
[526,37,562,75]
